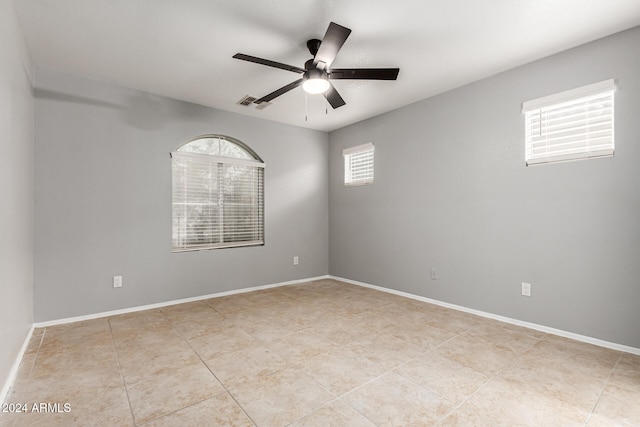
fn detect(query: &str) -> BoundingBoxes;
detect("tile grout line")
[243,303,425,425]
[281,397,344,427]
[291,311,421,424]
[262,348,352,425]
[176,290,424,425]
[181,297,348,425]
[247,310,395,426]
[107,318,138,427]
[332,323,490,425]
[123,306,232,426]
[392,359,463,427]
[328,350,428,425]
[22,329,46,397]
[432,334,547,426]
[390,352,455,416]
[182,324,260,426]
[283,306,480,425]
[392,346,494,427]
[132,306,253,426]
[583,351,623,426]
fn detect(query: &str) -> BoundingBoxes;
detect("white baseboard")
[330,275,640,356]
[34,275,330,328]
[1,325,34,404]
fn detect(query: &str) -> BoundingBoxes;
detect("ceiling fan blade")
[313,22,351,69]
[324,82,346,109]
[255,79,304,103]
[233,53,305,74]
[330,68,400,80]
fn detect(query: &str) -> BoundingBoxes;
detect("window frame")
[343,142,375,186]
[171,135,265,252]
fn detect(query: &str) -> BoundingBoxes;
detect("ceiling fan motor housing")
[304,58,315,71]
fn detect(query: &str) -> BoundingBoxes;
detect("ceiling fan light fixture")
[302,69,330,94]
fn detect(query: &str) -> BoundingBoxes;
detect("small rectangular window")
[344,142,374,186]
[522,79,615,166]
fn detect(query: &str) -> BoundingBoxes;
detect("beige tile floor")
[1,279,639,426]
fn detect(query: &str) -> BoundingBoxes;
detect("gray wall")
[0,0,34,395]
[34,69,329,322]
[329,26,640,348]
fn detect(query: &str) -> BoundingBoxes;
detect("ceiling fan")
[233,22,400,109]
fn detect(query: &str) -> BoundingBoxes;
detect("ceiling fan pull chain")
[305,92,308,122]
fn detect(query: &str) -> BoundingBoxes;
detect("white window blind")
[523,79,615,165]
[344,142,374,186]
[171,151,264,251]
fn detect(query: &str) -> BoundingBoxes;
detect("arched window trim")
[176,134,264,163]
[171,135,265,252]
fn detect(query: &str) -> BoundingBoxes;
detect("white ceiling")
[13,0,640,132]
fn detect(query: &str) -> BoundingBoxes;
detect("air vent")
[255,101,272,110]
[237,95,257,107]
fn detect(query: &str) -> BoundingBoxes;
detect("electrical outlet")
[521,282,531,297]
[293,256,299,266]
[431,268,438,280]
[113,276,123,288]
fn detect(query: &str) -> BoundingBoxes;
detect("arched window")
[171,135,264,251]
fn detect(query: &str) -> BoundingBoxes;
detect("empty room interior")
[2,0,640,425]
